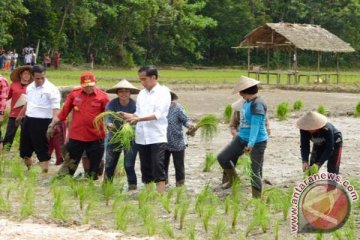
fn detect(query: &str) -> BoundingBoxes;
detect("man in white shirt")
[122,66,171,193]
[18,65,61,173]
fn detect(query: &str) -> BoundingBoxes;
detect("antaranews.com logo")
[290,172,358,233]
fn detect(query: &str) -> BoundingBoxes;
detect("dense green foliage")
[2,0,360,67]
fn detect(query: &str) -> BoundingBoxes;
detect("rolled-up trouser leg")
[250,141,267,191]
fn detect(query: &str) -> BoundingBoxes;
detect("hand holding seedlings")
[244,146,252,153]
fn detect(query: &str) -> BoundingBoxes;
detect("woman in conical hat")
[104,79,140,190]
[217,76,268,198]
[3,65,32,150]
[296,111,342,174]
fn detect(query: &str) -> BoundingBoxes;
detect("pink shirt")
[0,76,9,115]
[7,81,28,117]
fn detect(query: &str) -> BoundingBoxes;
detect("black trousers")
[66,139,105,179]
[20,117,52,162]
[164,149,185,182]
[137,143,166,183]
[3,117,20,150]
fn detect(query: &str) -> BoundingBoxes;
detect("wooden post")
[247,48,251,77]
[294,48,298,84]
[317,52,321,83]
[267,47,270,84]
[336,53,339,84]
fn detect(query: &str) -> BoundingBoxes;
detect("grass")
[203,152,217,172]
[115,203,132,231]
[20,186,35,218]
[293,100,304,111]
[223,104,233,124]
[51,187,67,221]
[276,102,289,120]
[236,154,253,179]
[101,180,116,206]
[212,219,227,240]
[245,198,270,236]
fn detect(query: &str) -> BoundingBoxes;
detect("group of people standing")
[0,65,343,197]
[217,76,343,198]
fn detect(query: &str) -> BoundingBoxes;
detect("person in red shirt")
[48,72,109,179]
[3,65,32,150]
[53,51,60,69]
[0,75,9,151]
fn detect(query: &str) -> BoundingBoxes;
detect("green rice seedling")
[281,188,293,220]
[179,200,190,230]
[138,183,159,209]
[274,220,280,240]
[236,153,253,179]
[195,183,218,217]
[203,152,217,172]
[238,231,247,240]
[174,203,180,220]
[75,182,90,210]
[139,203,156,236]
[109,123,135,152]
[101,180,116,206]
[224,196,231,214]
[51,187,67,221]
[276,101,289,120]
[231,200,240,229]
[304,164,319,178]
[161,188,175,213]
[0,193,10,212]
[194,114,219,142]
[245,198,270,236]
[162,222,175,239]
[293,100,304,111]
[212,219,227,240]
[175,185,185,204]
[115,203,132,231]
[331,230,344,240]
[263,187,284,213]
[223,104,233,124]
[84,196,95,224]
[230,179,242,201]
[28,167,40,185]
[187,221,196,240]
[10,159,25,181]
[202,205,216,232]
[354,101,360,117]
[315,231,324,240]
[20,187,35,218]
[317,105,327,115]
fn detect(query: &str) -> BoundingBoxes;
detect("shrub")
[276,102,289,120]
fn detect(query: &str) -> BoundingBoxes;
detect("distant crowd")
[0,46,61,71]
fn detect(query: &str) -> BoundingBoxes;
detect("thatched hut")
[235,23,355,84]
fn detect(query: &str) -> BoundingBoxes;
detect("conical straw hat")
[296,111,327,130]
[106,79,140,94]
[14,94,27,108]
[162,86,178,100]
[232,76,260,94]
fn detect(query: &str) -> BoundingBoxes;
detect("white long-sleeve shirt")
[135,83,171,144]
[26,79,61,119]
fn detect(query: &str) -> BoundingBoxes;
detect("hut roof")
[237,23,355,53]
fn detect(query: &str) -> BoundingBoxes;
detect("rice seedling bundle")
[317,105,327,115]
[101,180,116,206]
[236,154,253,179]
[276,102,289,120]
[109,123,135,152]
[94,111,135,151]
[187,221,196,240]
[20,187,35,218]
[245,198,270,236]
[162,222,175,239]
[193,114,219,142]
[202,206,215,232]
[293,100,304,111]
[304,164,319,178]
[51,187,67,221]
[179,200,190,230]
[223,104,233,124]
[115,204,132,231]
[161,188,175,213]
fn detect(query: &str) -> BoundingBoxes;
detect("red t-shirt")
[7,81,27,118]
[58,87,109,142]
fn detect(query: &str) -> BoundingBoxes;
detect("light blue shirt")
[238,99,268,147]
